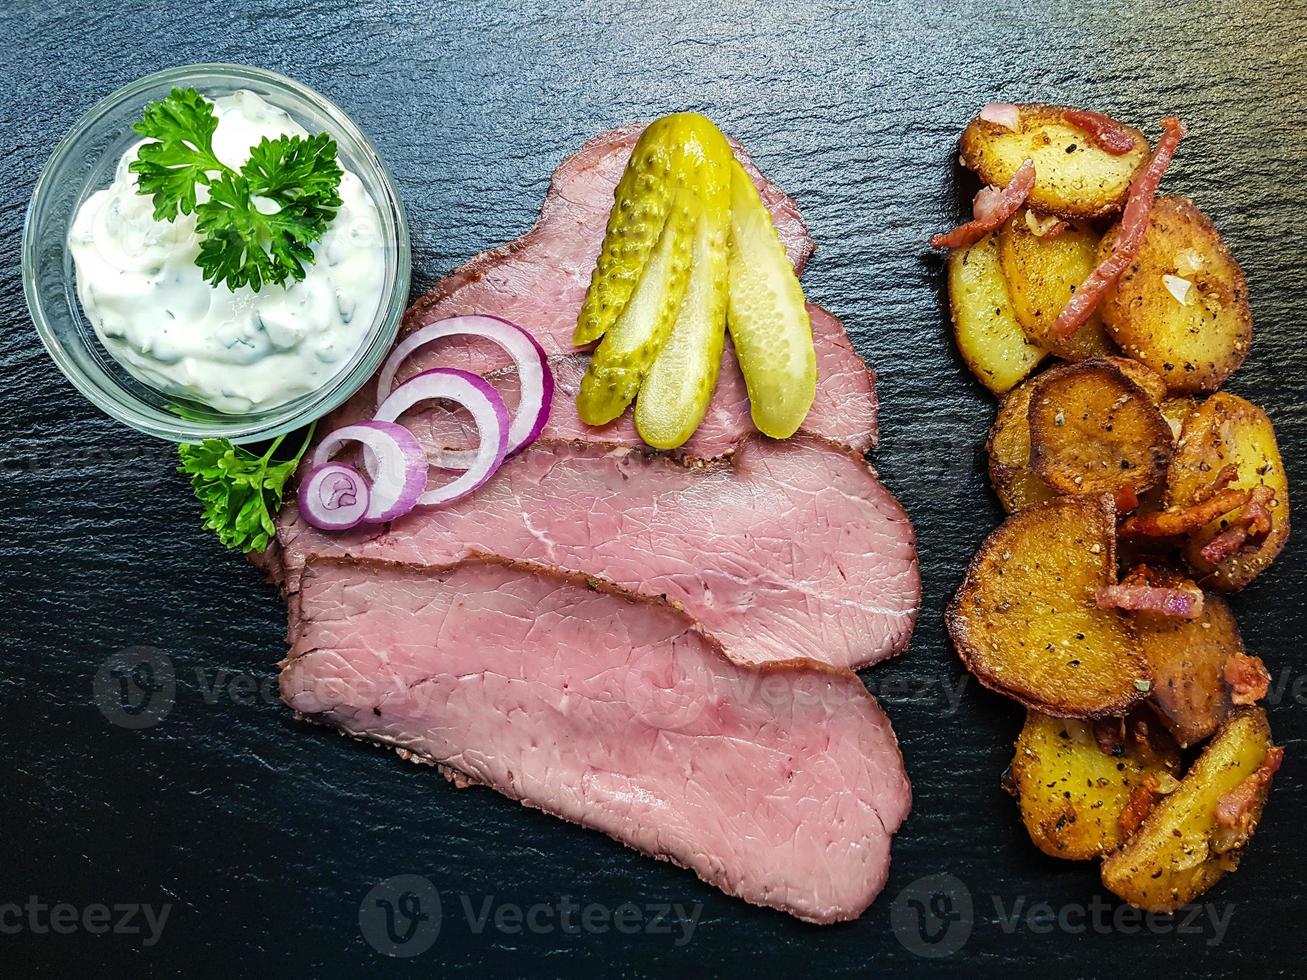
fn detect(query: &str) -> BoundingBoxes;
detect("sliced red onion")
[311,421,427,523]
[980,102,1021,131]
[375,368,510,506]
[376,314,553,468]
[300,463,371,531]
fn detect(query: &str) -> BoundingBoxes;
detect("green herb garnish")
[178,425,315,553]
[130,87,343,292]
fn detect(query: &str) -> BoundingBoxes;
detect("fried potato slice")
[1132,577,1244,747]
[1167,393,1290,590]
[1101,708,1282,912]
[948,233,1046,394]
[1099,196,1252,393]
[947,494,1150,717]
[1103,356,1169,405]
[960,104,1149,219]
[1028,360,1174,499]
[1010,710,1180,860]
[987,374,1055,513]
[995,208,1115,360]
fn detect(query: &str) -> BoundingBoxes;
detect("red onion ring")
[311,421,427,523]
[376,314,553,468]
[374,368,510,506]
[299,463,371,531]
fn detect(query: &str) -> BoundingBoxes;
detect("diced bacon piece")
[930,159,1036,250]
[1052,117,1187,338]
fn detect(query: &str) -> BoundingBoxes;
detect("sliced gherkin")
[726,159,816,439]
[573,113,730,347]
[635,144,731,449]
[576,189,695,426]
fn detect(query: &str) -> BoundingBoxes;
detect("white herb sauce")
[68,90,386,414]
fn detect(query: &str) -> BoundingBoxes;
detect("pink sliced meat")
[275,435,920,670]
[281,557,911,923]
[318,125,877,459]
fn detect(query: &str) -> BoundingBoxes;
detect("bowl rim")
[22,62,410,444]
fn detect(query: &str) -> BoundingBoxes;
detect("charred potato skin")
[1027,360,1174,499]
[1167,392,1290,590]
[946,494,1151,719]
[948,233,1047,394]
[1099,196,1253,394]
[960,104,1149,219]
[1011,711,1180,860]
[996,209,1115,360]
[1100,709,1280,913]
[987,374,1056,513]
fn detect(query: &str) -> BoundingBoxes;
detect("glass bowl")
[22,64,410,444]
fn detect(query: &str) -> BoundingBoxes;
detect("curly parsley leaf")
[178,425,315,554]
[129,87,229,222]
[130,88,343,292]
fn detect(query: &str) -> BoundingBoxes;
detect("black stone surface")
[1,1,1303,976]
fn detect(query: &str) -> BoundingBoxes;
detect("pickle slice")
[576,189,695,426]
[635,141,732,449]
[726,159,816,439]
[575,114,718,346]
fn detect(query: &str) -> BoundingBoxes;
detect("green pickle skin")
[574,114,706,347]
[574,114,816,443]
[576,190,695,425]
[725,159,816,439]
[635,142,731,449]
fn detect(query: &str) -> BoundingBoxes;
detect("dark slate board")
[1,1,1303,976]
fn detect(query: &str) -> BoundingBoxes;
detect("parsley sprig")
[130,88,343,292]
[178,425,315,553]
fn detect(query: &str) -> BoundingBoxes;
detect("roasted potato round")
[987,374,1056,513]
[948,232,1047,394]
[1131,577,1244,747]
[1028,360,1174,499]
[947,494,1151,718]
[1167,392,1289,590]
[1099,196,1252,394]
[1010,710,1180,860]
[960,104,1149,219]
[1101,708,1281,912]
[996,208,1115,360]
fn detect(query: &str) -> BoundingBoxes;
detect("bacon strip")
[1063,109,1137,155]
[930,159,1035,250]
[1216,746,1284,831]
[1097,582,1203,618]
[1118,781,1158,838]
[1113,483,1139,514]
[1224,653,1272,706]
[1120,487,1251,538]
[1199,485,1277,564]
[1052,117,1187,338]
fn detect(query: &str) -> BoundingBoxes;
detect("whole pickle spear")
[576,190,695,425]
[575,114,709,346]
[635,132,732,449]
[726,159,816,439]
